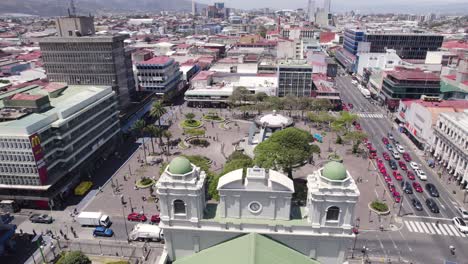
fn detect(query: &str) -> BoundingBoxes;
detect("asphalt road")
[334,69,468,263]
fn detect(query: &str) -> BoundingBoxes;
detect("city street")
[335,69,468,263]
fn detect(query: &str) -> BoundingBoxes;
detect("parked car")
[426,198,440,213]
[388,133,394,141]
[392,150,400,160]
[384,176,392,183]
[389,160,397,170]
[150,214,161,224]
[398,161,407,171]
[93,226,114,237]
[457,207,468,220]
[407,171,416,181]
[393,171,403,181]
[411,198,423,211]
[453,217,468,233]
[401,181,413,194]
[409,162,419,170]
[393,191,401,203]
[382,137,389,145]
[415,169,427,181]
[387,144,394,151]
[412,182,423,193]
[29,214,53,224]
[387,182,396,193]
[396,144,405,153]
[425,183,439,197]
[383,152,390,161]
[348,103,354,109]
[377,158,384,165]
[403,153,412,162]
[128,213,147,222]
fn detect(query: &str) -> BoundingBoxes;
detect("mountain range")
[0,0,195,17]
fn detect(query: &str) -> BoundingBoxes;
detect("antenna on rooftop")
[70,0,77,17]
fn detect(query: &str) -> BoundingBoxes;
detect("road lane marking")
[449,225,461,237]
[431,223,442,234]
[442,224,454,236]
[404,221,413,232]
[414,221,425,232]
[459,231,466,238]
[410,221,422,232]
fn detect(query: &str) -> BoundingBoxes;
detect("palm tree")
[132,119,147,162]
[150,101,167,127]
[152,126,164,154]
[163,130,172,155]
[144,124,158,154]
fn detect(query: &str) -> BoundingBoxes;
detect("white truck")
[129,224,164,242]
[76,211,111,227]
[359,87,371,99]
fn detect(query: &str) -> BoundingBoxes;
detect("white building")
[432,111,468,187]
[157,157,360,264]
[0,83,120,206]
[356,49,402,78]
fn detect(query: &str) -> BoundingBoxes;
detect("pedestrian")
[60,229,64,236]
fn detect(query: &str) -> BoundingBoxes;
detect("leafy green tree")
[144,124,158,153]
[254,127,313,178]
[185,113,196,124]
[310,98,333,112]
[258,25,267,38]
[255,92,268,102]
[57,251,91,264]
[344,131,368,153]
[309,144,321,162]
[335,135,343,145]
[334,111,359,132]
[150,101,167,127]
[229,86,252,106]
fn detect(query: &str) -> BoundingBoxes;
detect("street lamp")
[121,204,130,242]
[351,227,359,258]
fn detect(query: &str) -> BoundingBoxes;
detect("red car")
[377,158,383,165]
[384,176,392,183]
[355,124,362,131]
[407,171,416,180]
[403,153,412,162]
[383,152,390,161]
[348,103,354,109]
[379,167,387,175]
[127,213,147,222]
[393,191,401,203]
[366,142,372,149]
[382,137,389,145]
[412,182,423,193]
[387,182,396,193]
[398,161,407,171]
[150,214,160,224]
[393,171,403,181]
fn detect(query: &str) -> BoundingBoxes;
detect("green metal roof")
[173,233,321,264]
[168,156,192,175]
[322,161,347,181]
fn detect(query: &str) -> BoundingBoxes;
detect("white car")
[457,207,468,220]
[392,150,400,160]
[415,169,427,181]
[409,162,419,170]
[396,144,405,153]
[453,217,468,233]
[351,80,358,85]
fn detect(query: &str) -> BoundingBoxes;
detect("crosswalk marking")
[443,224,454,236]
[356,113,385,119]
[414,222,424,232]
[404,221,467,238]
[421,222,430,233]
[449,225,461,237]
[431,223,442,235]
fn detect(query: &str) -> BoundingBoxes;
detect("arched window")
[326,206,340,221]
[173,199,186,215]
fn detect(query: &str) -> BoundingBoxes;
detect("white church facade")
[156,156,360,264]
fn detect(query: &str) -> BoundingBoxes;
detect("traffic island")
[180,119,203,129]
[135,177,155,189]
[368,200,390,215]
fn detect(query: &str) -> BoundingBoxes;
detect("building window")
[173,199,186,215]
[326,206,340,221]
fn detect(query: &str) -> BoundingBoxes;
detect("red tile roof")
[387,69,440,81]
[192,71,214,81]
[137,56,173,65]
[16,51,41,61]
[319,32,335,43]
[443,75,456,81]
[442,40,468,50]
[11,93,43,100]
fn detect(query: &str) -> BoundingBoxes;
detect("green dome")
[322,161,347,181]
[168,157,192,175]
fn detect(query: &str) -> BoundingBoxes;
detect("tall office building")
[324,0,331,13]
[307,0,316,22]
[0,83,120,207]
[192,0,197,15]
[39,16,136,110]
[277,60,314,97]
[135,56,183,97]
